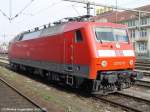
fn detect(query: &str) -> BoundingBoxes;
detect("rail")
[95,92,150,112]
[0,77,47,112]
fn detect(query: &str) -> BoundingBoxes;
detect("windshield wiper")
[95,32,102,43]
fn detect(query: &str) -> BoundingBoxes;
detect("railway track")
[0,77,46,112]
[95,92,150,112]
[135,66,150,70]
[135,63,150,67]
[135,60,150,71]
[0,57,150,112]
[0,56,8,61]
[134,69,150,77]
[136,77,150,88]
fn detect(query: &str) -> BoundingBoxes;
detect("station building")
[93,5,150,57]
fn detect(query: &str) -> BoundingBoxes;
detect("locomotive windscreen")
[95,27,129,42]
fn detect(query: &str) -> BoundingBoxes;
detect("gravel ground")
[0,67,125,112]
[0,80,39,112]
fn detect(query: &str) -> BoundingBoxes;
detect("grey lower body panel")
[9,58,89,78]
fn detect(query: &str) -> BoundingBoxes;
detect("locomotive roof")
[13,21,127,42]
[63,22,127,32]
[22,21,126,35]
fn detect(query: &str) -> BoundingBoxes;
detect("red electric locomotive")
[8,16,142,94]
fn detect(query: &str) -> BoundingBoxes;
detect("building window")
[138,42,147,51]
[131,30,135,38]
[128,20,135,27]
[141,18,147,25]
[132,20,135,26]
[140,29,147,37]
[128,21,131,27]
[124,22,128,26]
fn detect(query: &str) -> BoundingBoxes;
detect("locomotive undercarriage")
[91,71,143,95]
[10,62,143,95]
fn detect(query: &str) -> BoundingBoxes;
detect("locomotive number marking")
[115,50,123,56]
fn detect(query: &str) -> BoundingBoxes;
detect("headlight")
[101,60,107,67]
[129,60,133,65]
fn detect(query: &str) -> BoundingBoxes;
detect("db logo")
[116,43,120,48]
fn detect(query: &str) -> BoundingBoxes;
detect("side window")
[18,34,23,41]
[14,36,20,41]
[14,35,23,41]
[75,30,83,42]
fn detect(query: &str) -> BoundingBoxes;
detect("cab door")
[64,32,74,72]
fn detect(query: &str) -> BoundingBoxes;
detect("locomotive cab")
[95,27,134,70]
[88,23,143,94]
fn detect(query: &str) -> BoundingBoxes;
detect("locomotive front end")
[90,24,143,94]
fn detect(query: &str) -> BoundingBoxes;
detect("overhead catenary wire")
[71,4,81,16]
[0,0,36,21]
[30,0,62,16]
[0,9,10,20]
[119,0,148,7]
[18,0,62,17]
[1,0,150,23]
[9,0,12,19]
[62,0,150,14]
[10,0,36,21]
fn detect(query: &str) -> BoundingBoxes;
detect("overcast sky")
[0,0,150,43]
